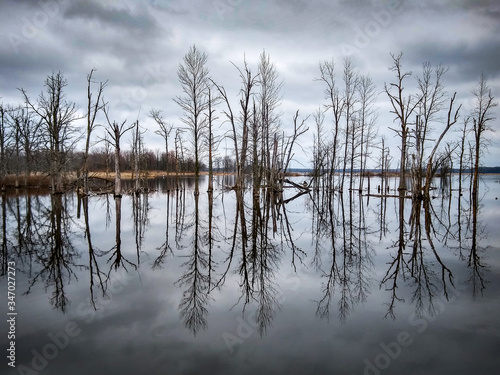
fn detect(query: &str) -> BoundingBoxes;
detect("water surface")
[2,175,500,375]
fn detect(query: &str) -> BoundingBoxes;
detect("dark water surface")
[2,175,500,375]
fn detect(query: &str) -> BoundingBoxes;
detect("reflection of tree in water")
[103,197,137,275]
[153,191,174,269]
[2,194,46,275]
[23,194,82,312]
[378,185,492,319]
[172,181,304,336]
[0,195,8,275]
[464,190,488,296]
[132,192,150,263]
[247,190,282,335]
[175,183,213,335]
[82,197,107,309]
[312,190,374,322]
[216,188,302,335]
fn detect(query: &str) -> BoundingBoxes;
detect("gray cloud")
[63,0,161,36]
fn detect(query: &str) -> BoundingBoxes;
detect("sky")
[0,0,499,168]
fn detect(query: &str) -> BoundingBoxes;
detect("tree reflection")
[153,191,174,269]
[381,189,460,319]
[248,190,282,335]
[132,192,150,263]
[467,189,487,296]
[313,191,374,322]
[104,197,137,275]
[1,194,11,275]
[0,174,494,332]
[24,194,81,312]
[176,180,212,335]
[82,197,107,309]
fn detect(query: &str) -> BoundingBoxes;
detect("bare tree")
[103,105,134,197]
[149,109,173,174]
[412,63,447,198]
[422,93,461,197]
[312,107,326,180]
[257,51,283,190]
[82,69,107,195]
[457,117,470,194]
[317,59,345,190]
[384,53,422,192]
[471,74,497,200]
[20,72,81,194]
[356,74,378,193]
[174,45,210,179]
[342,57,359,192]
[131,120,146,194]
[6,105,41,187]
[205,84,220,192]
[282,110,309,179]
[0,104,10,191]
[211,57,259,188]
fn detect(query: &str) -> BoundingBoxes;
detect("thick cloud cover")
[0,0,499,167]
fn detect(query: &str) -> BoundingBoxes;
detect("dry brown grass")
[2,173,52,187]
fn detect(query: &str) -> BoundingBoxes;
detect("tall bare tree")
[356,74,378,193]
[212,58,259,188]
[317,59,344,190]
[205,84,220,192]
[174,45,210,180]
[103,105,134,197]
[384,53,422,192]
[20,72,80,194]
[471,74,497,200]
[149,109,173,174]
[342,57,359,192]
[422,93,461,197]
[257,51,283,190]
[82,69,107,195]
[6,105,41,187]
[412,63,447,198]
[0,104,10,191]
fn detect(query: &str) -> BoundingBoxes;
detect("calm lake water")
[2,175,500,375]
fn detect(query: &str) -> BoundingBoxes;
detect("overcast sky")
[1,0,499,168]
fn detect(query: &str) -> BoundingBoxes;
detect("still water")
[1,175,500,375]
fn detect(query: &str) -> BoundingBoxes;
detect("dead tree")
[342,57,359,192]
[82,69,107,195]
[103,105,134,198]
[422,93,461,198]
[412,63,447,198]
[280,110,309,190]
[211,58,258,189]
[384,53,422,192]
[317,59,345,190]
[257,51,283,191]
[0,104,8,191]
[205,84,221,192]
[20,72,80,194]
[356,74,378,193]
[457,117,470,194]
[471,74,497,200]
[174,45,210,178]
[149,109,173,174]
[132,120,146,194]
